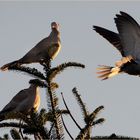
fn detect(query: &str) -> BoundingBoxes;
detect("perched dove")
[93,11,140,80]
[1,22,61,71]
[0,80,40,118]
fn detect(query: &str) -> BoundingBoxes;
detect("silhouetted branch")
[0,112,29,124]
[10,128,22,140]
[8,65,46,80]
[76,125,90,140]
[90,106,104,121]
[92,118,105,126]
[47,87,60,139]
[29,79,47,88]
[48,62,85,81]
[76,105,105,139]
[23,110,50,139]
[61,92,82,130]
[72,87,89,120]
[46,76,64,139]
[61,114,73,140]
[48,122,54,137]
[0,122,27,129]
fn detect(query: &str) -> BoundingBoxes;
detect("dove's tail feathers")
[97,65,121,80]
[0,60,21,71]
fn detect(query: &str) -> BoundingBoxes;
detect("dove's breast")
[48,42,61,60]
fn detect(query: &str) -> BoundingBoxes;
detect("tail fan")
[0,60,20,71]
[97,65,120,80]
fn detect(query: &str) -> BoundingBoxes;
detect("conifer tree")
[0,50,104,140]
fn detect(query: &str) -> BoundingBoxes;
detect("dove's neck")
[50,28,60,40]
[30,84,38,90]
[29,85,39,98]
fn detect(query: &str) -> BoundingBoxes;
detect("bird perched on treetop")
[93,11,140,80]
[1,22,61,71]
[0,79,40,121]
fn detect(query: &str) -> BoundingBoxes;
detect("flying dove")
[93,11,140,80]
[0,80,40,119]
[1,22,61,71]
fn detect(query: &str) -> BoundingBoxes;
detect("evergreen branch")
[92,118,105,126]
[50,82,59,91]
[37,109,47,125]
[48,122,54,137]
[42,60,65,140]
[46,81,63,139]
[38,127,49,140]
[19,120,24,140]
[23,110,50,139]
[76,124,92,140]
[61,114,73,140]
[37,109,52,125]
[85,128,91,140]
[48,62,85,81]
[58,109,70,115]
[38,109,69,125]
[76,106,105,139]
[23,127,38,134]
[61,92,82,130]
[46,82,58,112]
[8,65,46,80]
[0,112,29,124]
[76,118,105,140]
[0,122,27,129]
[53,111,64,139]
[0,134,10,140]
[10,128,22,140]
[72,87,89,120]
[43,62,84,139]
[46,109,69,122]
[84,106,104,128]
[29,79,47,88]
[93,105,104,115]
[41,60,51,77]
[72,87,92,139]
[90,106,104,120]
[23,126,49,139]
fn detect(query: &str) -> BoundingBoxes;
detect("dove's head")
[51,22,60,31]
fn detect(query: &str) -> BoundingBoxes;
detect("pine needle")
[61,114,73,140]
[48,62,85,81]
[61,92,82,130]
[8,65,46,80]
[0,122,27,129]
[10,128,22,140]
[29,79,47,88]
[72,87,89,120]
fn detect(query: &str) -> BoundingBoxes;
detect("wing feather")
[0,89,28,113]
[93,25,124,56]
[115,11,140,63]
